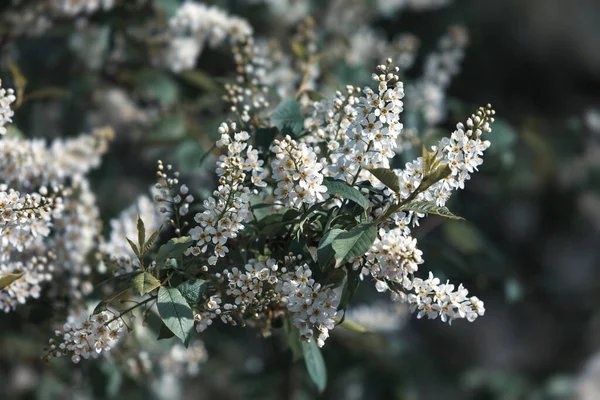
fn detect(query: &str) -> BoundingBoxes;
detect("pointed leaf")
[323,178,370,210]
[271,97,304,138]
[421,145,439,175]
[143,226,162,254]
[366,168,400,193]
[401,201,463,220]
[137,215,145,251]
[338,318,370,333]
[419,164,452,192]
[0,272,24,290]
[301,339,327,393]
[331,224,377,267]
[132,272,161,295]
[126,238,139,258]
[157,287,195,346]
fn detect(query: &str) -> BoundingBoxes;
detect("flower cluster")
[194,258,279,333]
[305,59,407,183]
[271,135,327,209]
[406,273,485,323]
[188,122,266,265]
[165,1,254,73]
[224,258,279,309]
[44,310,127,364]
[0,189,61,312]
[281,263,339,347]
[0,82,16,136]
[386,105,494,231]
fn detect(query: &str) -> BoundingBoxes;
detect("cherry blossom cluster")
[0,189,61,312]
[271,135,327,209]
[194,258,279,333]
[305,59,406,183]
[1,0,117,38]
[0,84,113,311]
[0,126,114,189]
[188,122,266,265]
[161,2,272,118]
[0,82,16,136]
[280,262,339,347]
[44,310,127,364]
[386,105,494,230]
[53,0,116,16]
[165,1,253,72]
[155,160,193,231]
[358,107,495,324]
[224,258,279,309]
[405,272,485,323]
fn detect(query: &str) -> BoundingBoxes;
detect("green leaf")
[155,236,192,267]
[442,221,483,254]
[338,267,359,311]
[134,69,179,107]
[271,97,304,138]
[301,339,327,393]
[338,318,370,333]
[157,287,195,346]
[317,229,344,269]
[0,272,24,290]
[419,164,452,192]
[323,178,370,210]
[331,224,377,267]
[154,0,179,18]
[150,114,187,140]
[143,226,162,254]
[421,145,439,175]
[137,215,145,251]
[401,201,464,220]
[366,168,400,193]
[283,316,303,362]
[131,272,161,295]
[177,279,207,304]
[126,238,139,258]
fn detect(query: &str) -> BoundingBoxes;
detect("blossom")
[44,310,127,363]
[0,82,16,136]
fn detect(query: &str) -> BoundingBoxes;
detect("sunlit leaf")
[401,201,463,220]
[302,339,327,393]
[0,272,24,290]
[271,97,304,138]
[331,224,377,267]
[131,272,161,295]
[157,287,194,346]
[323,178,370,210]
[317,228,344,269]
[366,168,400,193]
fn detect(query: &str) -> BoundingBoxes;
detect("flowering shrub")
[0,0,502,395]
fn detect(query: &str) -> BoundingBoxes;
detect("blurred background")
[1,0,600,399]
